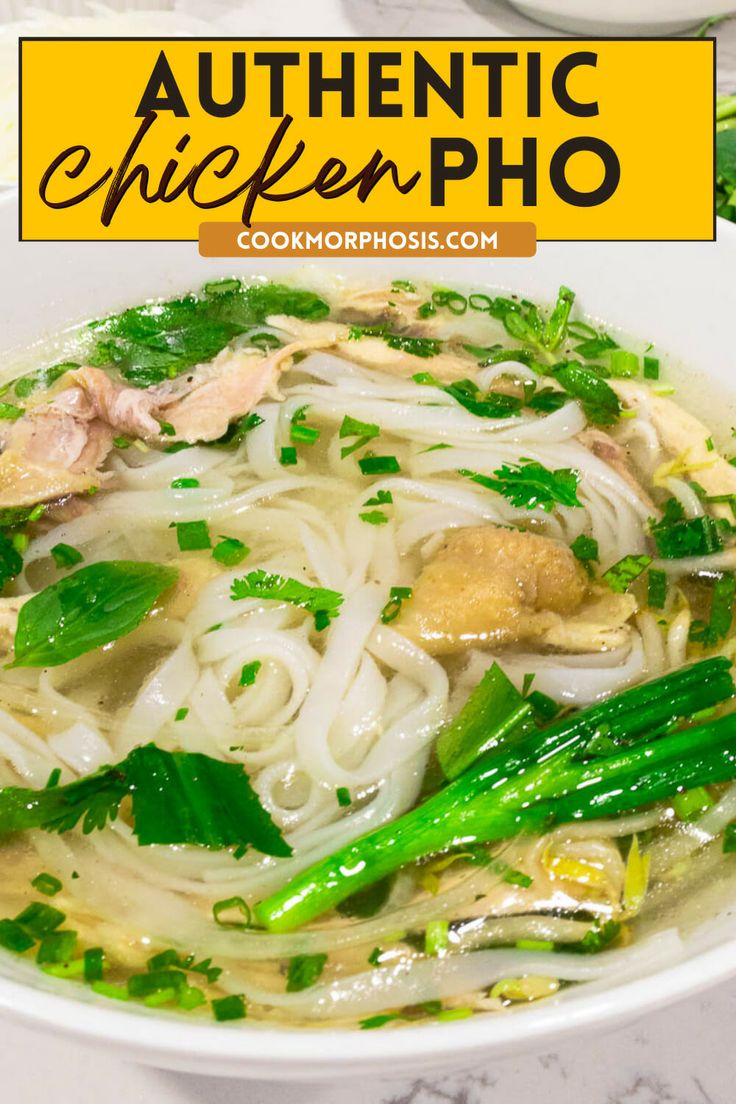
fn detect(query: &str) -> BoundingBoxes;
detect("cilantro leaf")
[231,570,343,630]
[0,744,290,856]
[458,460,582,513]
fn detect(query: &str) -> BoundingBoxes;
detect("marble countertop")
[4,0,736,1100]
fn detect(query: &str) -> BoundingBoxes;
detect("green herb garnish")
[458,460,581,513]
[231,570,343,630]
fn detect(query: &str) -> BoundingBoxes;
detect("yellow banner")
[19,38,714,242]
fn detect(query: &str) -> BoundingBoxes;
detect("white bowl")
[507,0,734,34]
[1,192,736,1078]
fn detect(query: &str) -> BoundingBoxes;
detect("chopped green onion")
[336,787,352,807]
[280,447,297,466]
[290,406,321,445]
[239,660,262,688]
[0,403,23,420]
[212,994,246,1022]
[84,947,105,982]
[143,988,178,1008]
[212,896,252,931]
[436,1007,474,1022]
[391,279,415,293]
[424,920,449,956]
[368,946,383,966]
[689,572,736,646]
[158,421,176,437]
[179,985,207,1010]
[602,554,652,593]
[643,356,660,380]
[431,288,467,315]
[380,586,412,624]
[609,350,639,378]
[15,902,65,937]
[0,919,35,954]
[36,929,77,965]
[651,502,722,559]
[360,1012,402,1029]
[706,437,715,452]
[174,707,189,722]
[286,953,327,992]
[128,970,186,998]
[91,981,129,1001]
[31,872,62,897]
[212,536,249,567]
[339,415,380,459]
[516,939,555,952]
[358,455,400,476]
[171,477,200,489]
[724,823,736,853]
[50,543,84,570]
[172,520,211,552]
[672,787,715,821]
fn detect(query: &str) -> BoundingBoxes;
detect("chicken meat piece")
[0,408,114,508]
[577,426,654,508]
[268,315,478,383]
[333,285,425,327]
[0,595,30,654]
[395,525,635,655]
[614,380,736,518]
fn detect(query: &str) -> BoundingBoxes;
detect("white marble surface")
[3,0,736,1100]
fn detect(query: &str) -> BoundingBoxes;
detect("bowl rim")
[1,198,736,1075]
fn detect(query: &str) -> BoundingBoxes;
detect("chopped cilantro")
[570,533,599,566]
[647,568,668,610]
[602,554,652,593]
[339,415,380,458]
[174,707,189,722]
[231,570,343,630]
[359,510,389,525]
[458,460,581,513]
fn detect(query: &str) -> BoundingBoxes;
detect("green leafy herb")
[339,415,380,459]
[172,520,211,552]
[213,412,265,449]
[31,873,62,897]
[0,531,24,593]
[50,543,84,570]
[212,537,249,567]
[566,920,621,955]
[358,455,400,476]
[174,707,189,722]
[413,372,521,420]
[458,460,581,513]
[359,510,389,525]
[0,402,23,420]
[87,282,329,388]
[286,953,327,992]
[348,324,441,359]
[602,554,652,593]
[364,490,393,506]
[647,568,668,610]
[552,362,622,425]
[171,477,200,489]
[650,501,723,559]
[0,744,290,856]
[8,561,178,668]
[542,285,575,351]
[231,570,343,630]
[570,533,599,566]
[380,585,412,624]
[239,660,262,687]
[391,279,416,293]
[690,573,736,647]
[13,362,75,400]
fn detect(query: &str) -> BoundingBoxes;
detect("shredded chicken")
[0,407,113,508]
[396,525,635,655]
[333,285,424,327]
[268,315,478,383]
[614,380,736,518]
[577,426,654,508]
